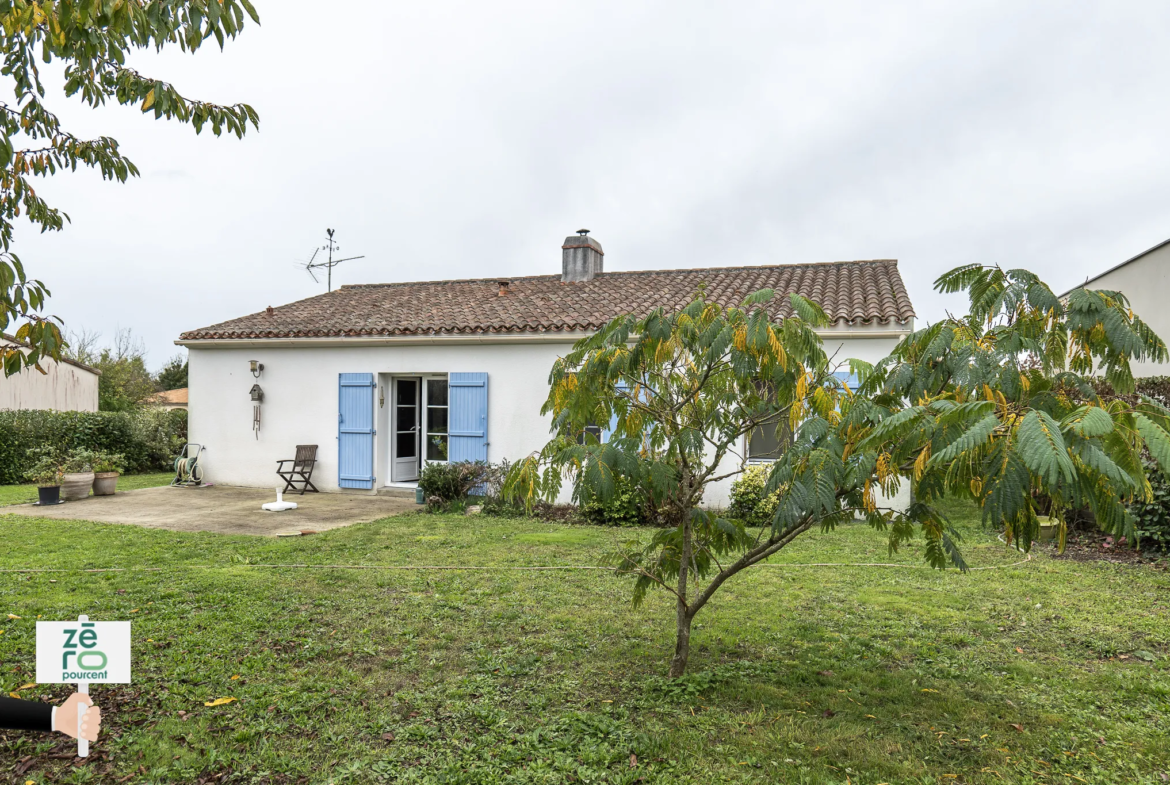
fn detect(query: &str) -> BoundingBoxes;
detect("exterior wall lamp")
[249,360,264,378]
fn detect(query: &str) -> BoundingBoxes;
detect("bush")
[0,408,187,484]
[418,461,497,509]
[1129,457,1170,552]
[23,446,64,486]
[729,464,780,527]
[579,475,649,526]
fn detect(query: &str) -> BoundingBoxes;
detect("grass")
[0,472,174,507]
[0,500,1168,784]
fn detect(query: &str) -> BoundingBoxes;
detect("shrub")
[23,446,64,486]
[91,451,126,473]
[62,448,96,473]
[418,461,496,508]
[0,409,187,484]
[579,475,649,526]
[729,464,780,527]
[1129,457,1170,552]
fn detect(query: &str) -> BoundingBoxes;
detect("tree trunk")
[669,501,693,678]
[669,603,693,677]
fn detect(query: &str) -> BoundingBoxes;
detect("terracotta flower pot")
[37,485,62,505]
[93,471,119,496]
[61,471,95,501]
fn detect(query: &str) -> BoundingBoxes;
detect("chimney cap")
[576,228,590,236]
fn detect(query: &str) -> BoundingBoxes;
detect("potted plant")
[24,451,64,506]
[92,452,125,496]
[1032,492,1060,544]
[61,449,97,501]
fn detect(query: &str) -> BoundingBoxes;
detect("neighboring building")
[1063,238,1170,377]
[177,233,916,507]
[150,387,188,411]
[0,333,101,412]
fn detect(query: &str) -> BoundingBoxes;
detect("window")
[576,423,603,445]
[748,416,791,461]
[833,371,859,391]
[426,378,448,461]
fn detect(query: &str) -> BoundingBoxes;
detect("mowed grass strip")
[1,501,1168,784]
[0,472,175,508]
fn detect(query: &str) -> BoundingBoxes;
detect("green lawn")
[1,502,1167,784]
[0,472,174,507]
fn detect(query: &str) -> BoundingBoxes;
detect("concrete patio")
[2,485,417,536]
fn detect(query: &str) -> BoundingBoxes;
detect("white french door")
[391,377,420,482]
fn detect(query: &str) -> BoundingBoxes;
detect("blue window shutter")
[601,381,629,444]
[338,373,376,489]
[448,373,488,463]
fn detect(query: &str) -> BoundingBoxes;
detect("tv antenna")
[299,228,365,292]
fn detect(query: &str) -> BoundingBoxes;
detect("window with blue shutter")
[338,373,376,489]
[448,373,488,463]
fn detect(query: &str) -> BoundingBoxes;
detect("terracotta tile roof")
[180,260,915,341]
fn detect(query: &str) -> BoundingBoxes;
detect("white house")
[177,233,916,507]
[1063,237,1170,377]
[0,332,101,412]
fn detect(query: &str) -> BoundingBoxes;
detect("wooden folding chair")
[276,445,319,495]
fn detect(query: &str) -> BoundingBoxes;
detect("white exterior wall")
[187,340,576,494]
[186,327,910,509]
[0,340,100,412]
[1078,243,1170,378]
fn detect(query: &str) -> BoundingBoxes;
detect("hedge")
[0,408,187,484]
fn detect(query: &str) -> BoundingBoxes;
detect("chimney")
[497,280,510,296]
[561,229,604,282]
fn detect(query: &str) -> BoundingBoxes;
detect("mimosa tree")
[504,267,1170,678]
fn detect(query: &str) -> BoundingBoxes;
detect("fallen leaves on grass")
[1009,723,1024,732]
[203,697,237,707]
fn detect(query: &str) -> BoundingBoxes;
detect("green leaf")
[1016,410,1075,486]
[1134,413,1170,475]
[1061,405,1113,438]
[788,294,828,327]
[929,413,999,465]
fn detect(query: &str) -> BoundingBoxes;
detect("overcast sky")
[14,1,1170,366]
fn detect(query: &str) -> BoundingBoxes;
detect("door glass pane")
[427,379,448,407]
[427,434,449,461]
[396,432,416,458]
[396,380,417,405]
[396,405,415,425]
[425,378,450,462]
